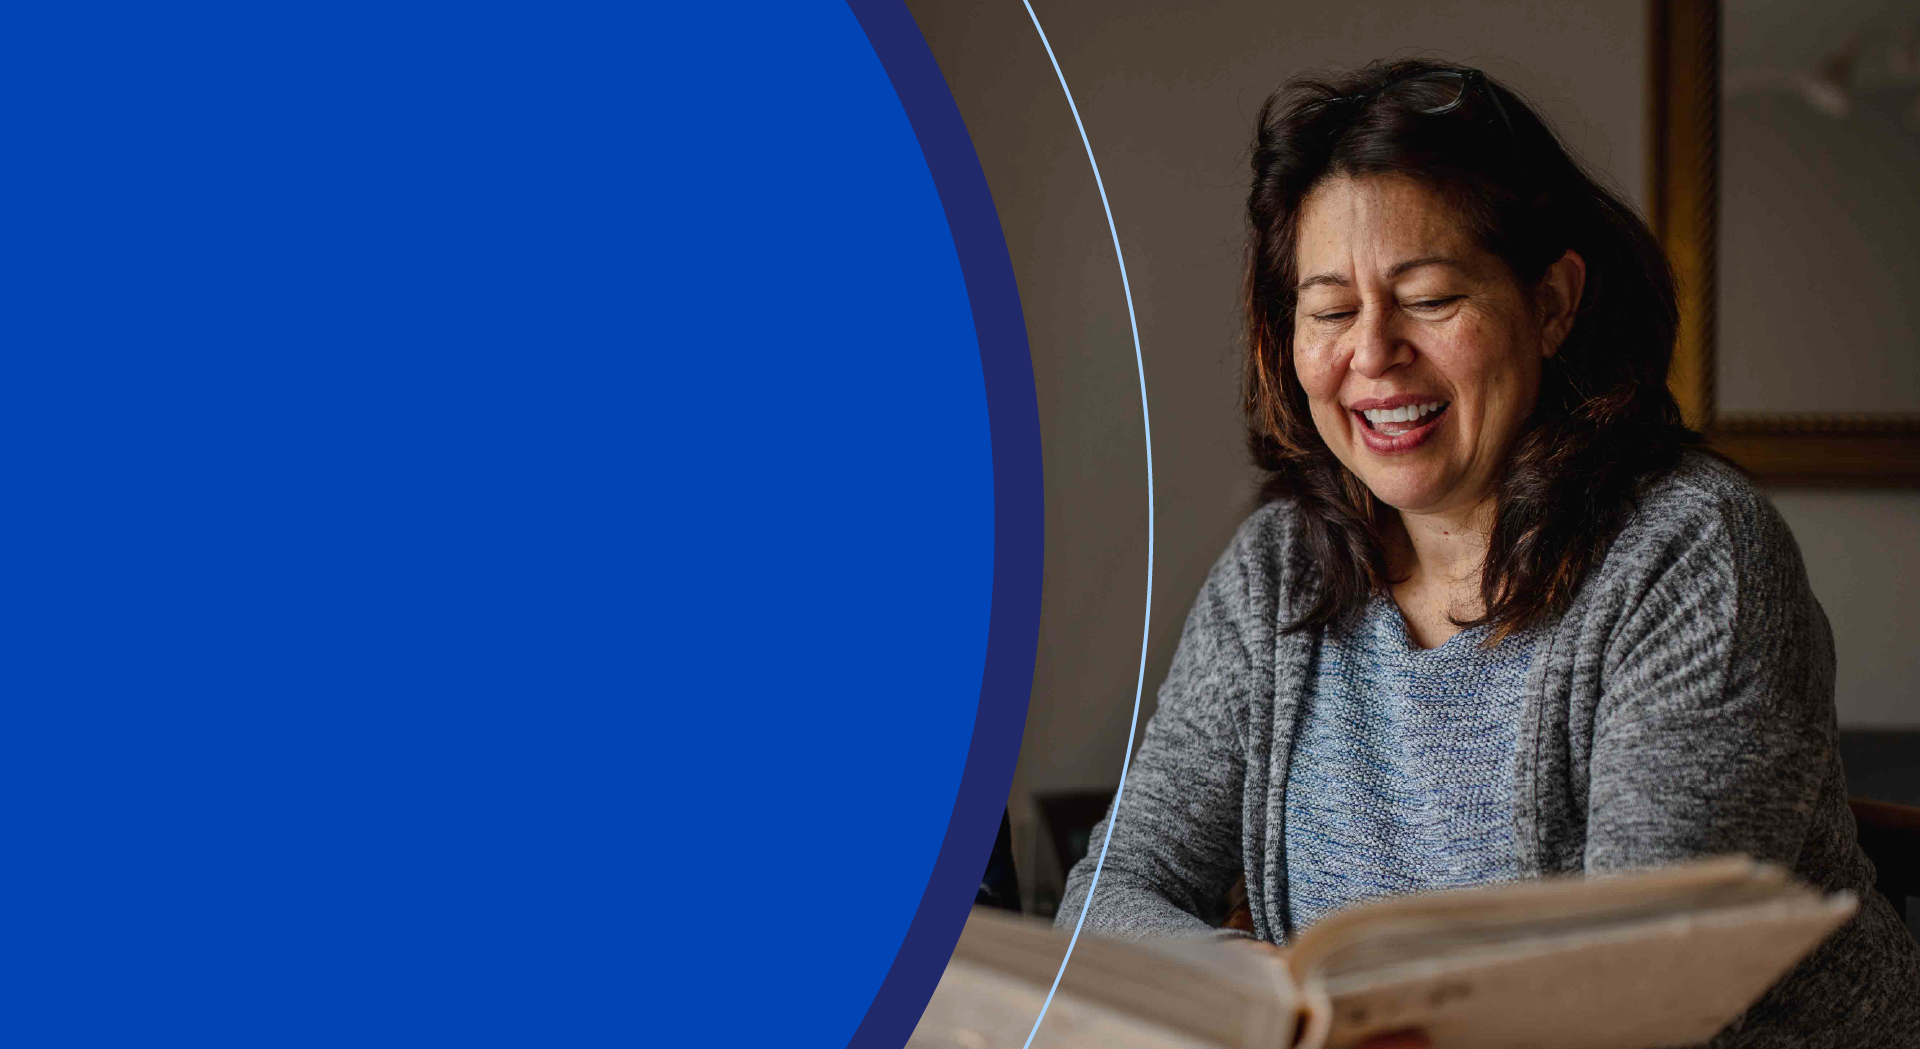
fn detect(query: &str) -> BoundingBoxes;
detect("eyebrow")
[1294,255,1465,292]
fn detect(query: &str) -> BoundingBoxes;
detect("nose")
[1349,305,1415,380]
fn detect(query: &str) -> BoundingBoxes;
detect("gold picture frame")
[1647,0,1920,486]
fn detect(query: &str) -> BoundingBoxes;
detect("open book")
[909,856,1856,1049]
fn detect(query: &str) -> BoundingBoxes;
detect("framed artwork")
[1648,0,1920,485]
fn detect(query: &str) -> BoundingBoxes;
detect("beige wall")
[907,0,1918,908]
[1771,492,1920,726]
[1720,0,1920,728]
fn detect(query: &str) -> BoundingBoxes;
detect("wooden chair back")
[1851,797,1920,922]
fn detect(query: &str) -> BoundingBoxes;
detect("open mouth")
[1357,400,1450,436]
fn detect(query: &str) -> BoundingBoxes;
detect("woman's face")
[1290,175,1580,519]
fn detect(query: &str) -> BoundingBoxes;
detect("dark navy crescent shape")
[839,3,1044,1047]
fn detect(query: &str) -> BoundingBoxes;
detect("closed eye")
[1311,309,1356,323]
[1407,296,1464,311]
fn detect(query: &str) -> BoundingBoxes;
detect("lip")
[1347,393,1446,412]
[1352,402,1447,454]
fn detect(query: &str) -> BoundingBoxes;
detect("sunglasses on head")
[1315,68,1515,137]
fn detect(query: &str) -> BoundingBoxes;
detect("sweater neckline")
[1364,591,1500,657]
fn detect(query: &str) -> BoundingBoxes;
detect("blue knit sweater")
[1284,595,1535,931]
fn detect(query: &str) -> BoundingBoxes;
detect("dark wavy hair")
[1243,60,1705,641]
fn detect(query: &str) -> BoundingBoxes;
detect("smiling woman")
[1286,175,1589,648]
[1056,59,1920,1047]
[1292,186,1580,482]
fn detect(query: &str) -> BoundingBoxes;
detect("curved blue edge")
[1,4,1017,1043]
[840,4,1045,1048]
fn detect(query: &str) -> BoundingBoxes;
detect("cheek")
[1294,359,1349,440]
[1437,319,1531,401]
[1290,335,1341,400]
[1290,337,1355,442]
[1309,402,1350,449]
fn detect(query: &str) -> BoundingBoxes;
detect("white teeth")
[1361,401,1446,426]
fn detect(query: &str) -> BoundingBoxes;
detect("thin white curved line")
[1015,4,1154,1048]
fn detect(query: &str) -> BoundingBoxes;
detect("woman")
[1056,61,1920,1046]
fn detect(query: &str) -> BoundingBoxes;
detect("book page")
[911,958,1229,1049]
[1305,872,1807,981]
[1288,856,1781,978]
[1308,894,1856,1049]
[945,910,1301,1049]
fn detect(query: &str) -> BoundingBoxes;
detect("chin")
[1352,466,1453,513]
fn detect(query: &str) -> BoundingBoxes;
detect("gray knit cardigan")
[1058,451,1920,1047]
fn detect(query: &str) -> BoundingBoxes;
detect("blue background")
[7,2,1036,1045]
